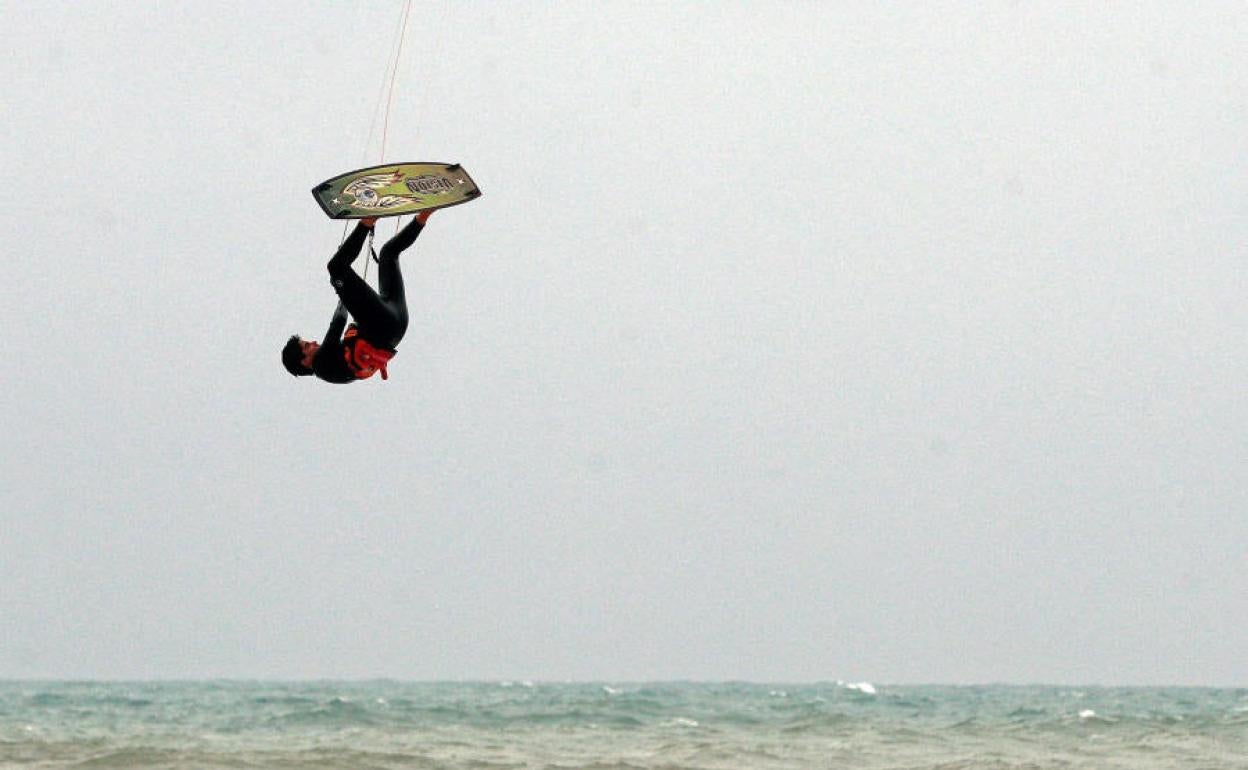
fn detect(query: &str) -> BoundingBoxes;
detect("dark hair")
[282,335,314,377]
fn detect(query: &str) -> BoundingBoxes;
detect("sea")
[1,681,1246,769]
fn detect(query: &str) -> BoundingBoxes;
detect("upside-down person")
[282,209,434,383]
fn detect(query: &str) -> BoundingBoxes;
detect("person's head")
[281,335,318,377]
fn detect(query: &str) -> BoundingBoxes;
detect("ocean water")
[1,681,1246,769]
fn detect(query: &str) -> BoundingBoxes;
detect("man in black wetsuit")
[282,209,433,383]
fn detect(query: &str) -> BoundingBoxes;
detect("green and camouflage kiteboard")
[312,162,481,219]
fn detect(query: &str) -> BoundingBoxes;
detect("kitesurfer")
[281,209,433,383]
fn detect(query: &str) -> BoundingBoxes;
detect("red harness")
[342,325,397,381]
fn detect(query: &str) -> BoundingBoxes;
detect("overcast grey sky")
[1,1,1245,685]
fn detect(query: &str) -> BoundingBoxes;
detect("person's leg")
[327,221,372,274]
[376,215,427,303]
[327,220,399,335]
[329,266,393,336]
[370,213,432,347]
[371,254,409,348]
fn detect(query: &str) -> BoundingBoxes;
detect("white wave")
[602,686,621,696]
[845,682,877,695]
[1079,709,1096,719]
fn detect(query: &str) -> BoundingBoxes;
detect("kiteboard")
[312,162,482,220]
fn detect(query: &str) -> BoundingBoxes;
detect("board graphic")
[312,163,481,219]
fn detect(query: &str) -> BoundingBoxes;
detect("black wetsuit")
[311,218,424,384]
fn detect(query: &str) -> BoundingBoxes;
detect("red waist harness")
[343,325,397,380]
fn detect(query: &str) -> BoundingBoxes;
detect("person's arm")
[323,300,349,345]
